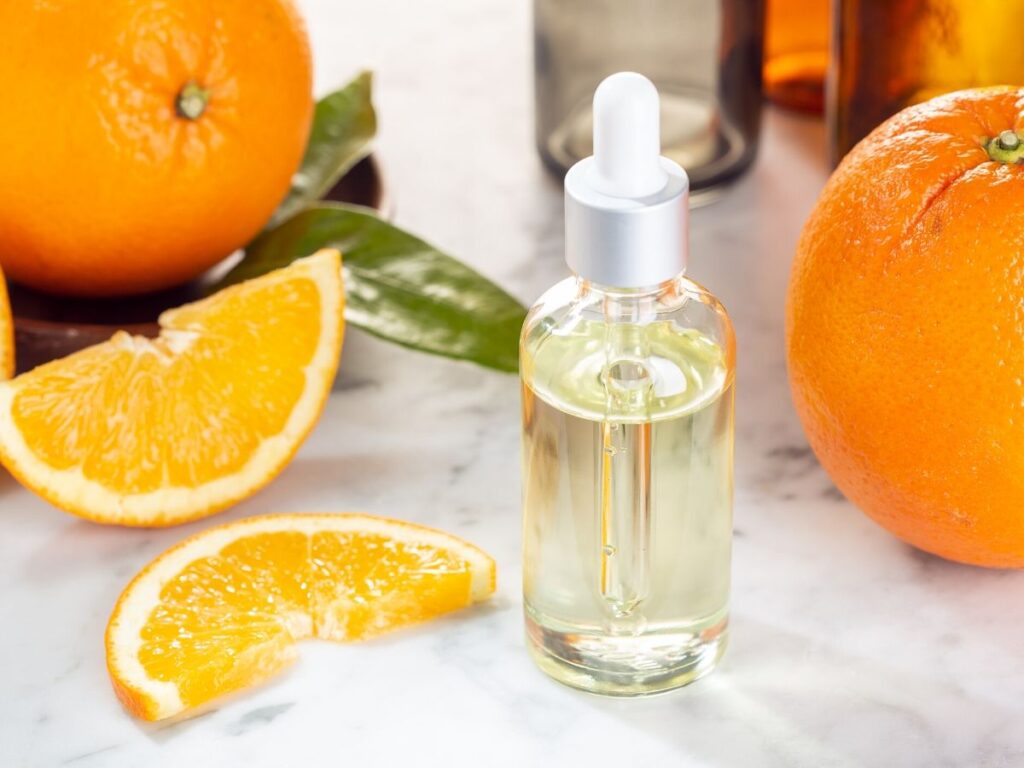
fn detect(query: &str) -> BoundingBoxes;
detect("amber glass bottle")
[764,0,829,113]
[832,0,1024,163]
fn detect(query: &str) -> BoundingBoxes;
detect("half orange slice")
[106,513,496,720]
[0,250,344,526]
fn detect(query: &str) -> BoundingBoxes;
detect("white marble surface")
[4,2,1024,766]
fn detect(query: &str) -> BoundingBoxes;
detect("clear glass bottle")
[764,0,830,113]
[533,0,765,205]
[521,74,736,695]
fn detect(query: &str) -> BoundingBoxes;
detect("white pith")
[106,513,496,719]
[0,251,344,525]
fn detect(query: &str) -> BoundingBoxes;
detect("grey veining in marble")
[2,1,1024,766]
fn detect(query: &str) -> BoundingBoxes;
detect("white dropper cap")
[564,72,689,288]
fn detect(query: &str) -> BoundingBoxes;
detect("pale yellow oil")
[521,315,733,695]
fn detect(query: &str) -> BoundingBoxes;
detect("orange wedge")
[0,250,343,526]
[106,513,496,720]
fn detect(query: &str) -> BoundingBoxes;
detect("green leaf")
[268,71,377,229]
[220,204,526,373]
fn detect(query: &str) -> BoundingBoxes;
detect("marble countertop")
[4,1,1024,766]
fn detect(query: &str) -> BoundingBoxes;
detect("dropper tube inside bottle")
[598,293,657,622]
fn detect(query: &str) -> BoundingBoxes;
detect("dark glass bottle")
[764,0,829,113]
[534,0,765,205]
[831,0,1024,164]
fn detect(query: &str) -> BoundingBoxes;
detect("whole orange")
[0,0,313,297]
[787,88,1024,568]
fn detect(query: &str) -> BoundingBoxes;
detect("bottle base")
[524,610,728,697]
[764,53,827,114]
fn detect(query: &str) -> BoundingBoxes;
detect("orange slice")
[0,250,343,526]
[106,513,496,720]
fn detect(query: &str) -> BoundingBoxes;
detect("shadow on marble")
[0,465,27,502]
[901,542,1019,577]
[572,613,1015,767]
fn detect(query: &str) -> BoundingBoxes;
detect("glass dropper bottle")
[520,72,736,695]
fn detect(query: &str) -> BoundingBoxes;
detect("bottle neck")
[575,274,684,322]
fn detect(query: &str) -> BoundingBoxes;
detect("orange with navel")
[0,0,313,296]
[787,88,1024,568]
